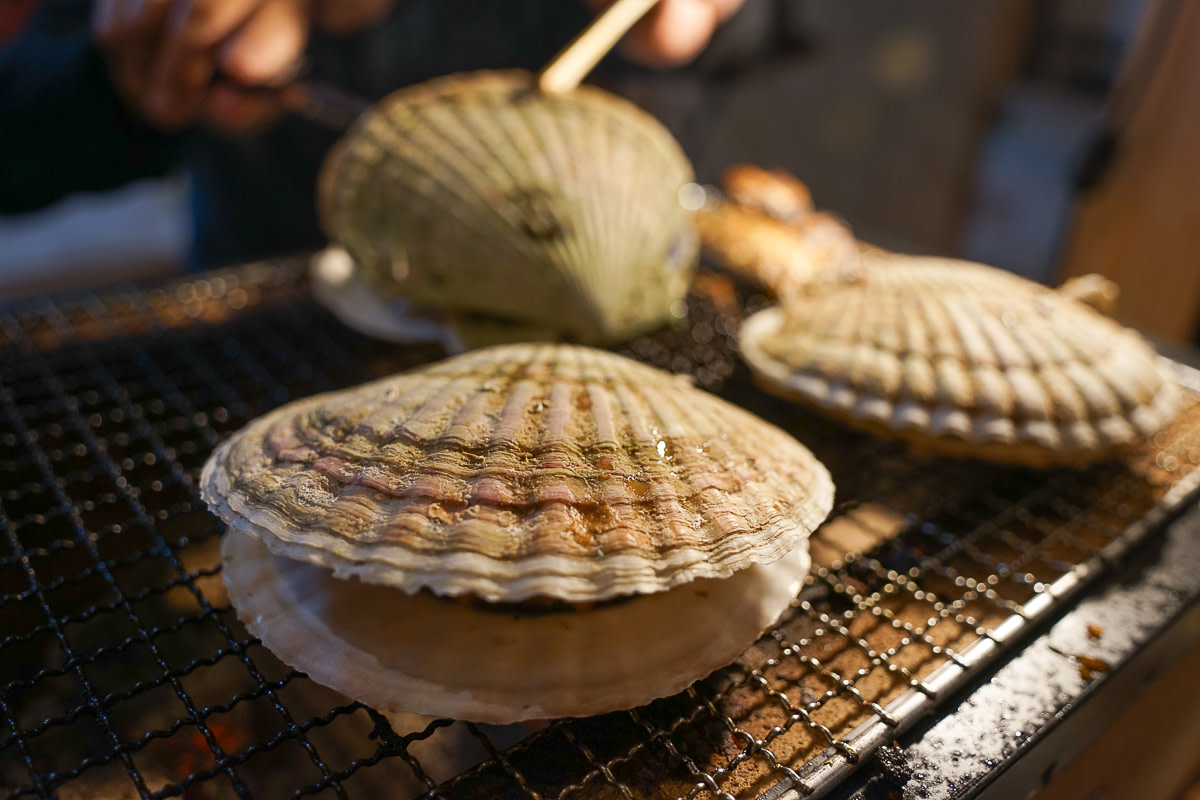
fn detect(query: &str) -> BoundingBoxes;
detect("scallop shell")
[201,343,834,603]
[221,527,810,723]
[311,248,560,350]
[318,70,698,346]
[721,163,813,223]
[310,247,464,350]
[696,203,860,298]
[696,164,859,299]
[739,253,1180,467]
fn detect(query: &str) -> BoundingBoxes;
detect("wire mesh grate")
[2,259,1199,800]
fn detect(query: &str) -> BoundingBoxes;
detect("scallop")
[695,164,860,300]
[203,343,832,601]
[318,70,698,346]
[204,344,833,721]
[739,252,1180,467]
[721,163,814,223]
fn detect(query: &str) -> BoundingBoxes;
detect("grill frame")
[2,259,1199,800]
[778,389,1200,800]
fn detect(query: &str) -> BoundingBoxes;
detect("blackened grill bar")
[1,258,1198,800]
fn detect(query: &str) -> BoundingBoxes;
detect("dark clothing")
[0,2,184,213]
[0,1,595,269]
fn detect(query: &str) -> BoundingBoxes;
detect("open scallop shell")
[221,527,810,723]
[318,70,698,346]
[739,253,1180,467]
[202,343,834,603]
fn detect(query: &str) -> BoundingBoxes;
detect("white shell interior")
[309,247,464,351]
[221,528,811,724]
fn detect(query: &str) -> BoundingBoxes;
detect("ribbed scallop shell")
[201,344,833,602]
[318,70,698,345]
[221,527,810,723]
[739,253,1180,466]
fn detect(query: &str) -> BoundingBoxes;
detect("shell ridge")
[340,165,513,304]
[405,99,558,266]
[507,97,599,301]
[209,344,833,601]
[361,97,571,317]
[363,114,525,261]
[513,98,599,320]
[457,94,581,279]
[224,502,815,601]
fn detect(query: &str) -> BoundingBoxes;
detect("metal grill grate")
[2,259,1199,800]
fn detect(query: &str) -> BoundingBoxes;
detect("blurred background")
[0,0,1197,343]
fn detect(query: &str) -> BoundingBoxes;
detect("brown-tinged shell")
[696,164,859,299]
[1058,273,1120,316]
[739,253,1180,467]
[221,528,810,723]
[721,164,814,223]
[317,70,697,346]
[201,343,834,602]
[696,203,860,298]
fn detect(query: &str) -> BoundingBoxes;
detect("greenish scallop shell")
[318,71,698,345]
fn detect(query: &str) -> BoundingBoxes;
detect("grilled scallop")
[739,253,1179,467]
[695,164,859,300]
[204,344,834,721]
[318,71,698,346]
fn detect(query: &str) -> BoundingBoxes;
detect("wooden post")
[1057,0,1200,343]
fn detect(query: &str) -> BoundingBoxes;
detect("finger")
[148,52,214,129]
[164,0,267,48]
[622,0,719,68]
[96,0,196,128]
[147,0,264,124]
[215,0,309,86]
[204,83,286,133]
[148,0,262,102]
[145,45,215,127]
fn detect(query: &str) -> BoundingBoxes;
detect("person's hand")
[92,0,395,133]
[589,0,745,68]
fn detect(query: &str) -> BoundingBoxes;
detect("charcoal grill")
[3,259,1200,800]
